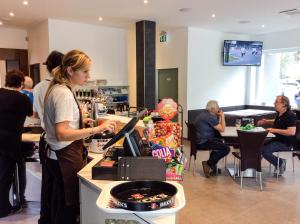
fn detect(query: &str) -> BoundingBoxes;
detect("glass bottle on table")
[249,118,254,126]
[235,119,241,129]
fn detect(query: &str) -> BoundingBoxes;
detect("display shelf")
[110,101,128,104]
[98,86,129,108]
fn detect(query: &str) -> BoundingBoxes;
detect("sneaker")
[210,165,218,176]
[202,161,211,178]
[279,159,286,175]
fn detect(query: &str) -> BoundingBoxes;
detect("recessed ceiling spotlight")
[98,17,103,21]
[9,12,14,17]
[0,21,2,25]
[23,0,28,5]
[211,14,216,18]
[239,20,251,24]
[144,0,148,4]
[179,8,191,13]
[261,24,265,28]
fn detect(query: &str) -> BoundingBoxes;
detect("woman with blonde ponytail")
[43,50,116,224]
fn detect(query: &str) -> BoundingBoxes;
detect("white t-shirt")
[33,75,52,129]
[44,84,80,160]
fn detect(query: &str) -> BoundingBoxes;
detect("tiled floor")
[177,141,300,224]
[1,140,300,224]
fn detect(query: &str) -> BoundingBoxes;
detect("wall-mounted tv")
[223,40,263,66]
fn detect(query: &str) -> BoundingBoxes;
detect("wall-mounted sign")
[160,31,167,43]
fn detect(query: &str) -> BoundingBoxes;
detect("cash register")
[92,109,165,181]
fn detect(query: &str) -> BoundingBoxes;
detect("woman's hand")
[96,120,117,133]
[83,118,94,126]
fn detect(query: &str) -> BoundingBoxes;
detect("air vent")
[279,8,300,16]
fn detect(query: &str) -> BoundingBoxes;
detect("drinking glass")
[235,119,241,128]
[249,118,254,126]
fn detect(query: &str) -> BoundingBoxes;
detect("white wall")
[48,19,128,86]
[127,24,136,107]
[27,20,50,80]
[0,60,6,87]
[187,27,249,110]
[156,27,188,135]
[0,27,27,49]
[254,28,300,50]
[0,27,27,87]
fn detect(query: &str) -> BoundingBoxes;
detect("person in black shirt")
[0,70,33,218]
[258,95,297,176]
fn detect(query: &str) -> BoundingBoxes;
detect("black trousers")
[45,158,78,224]
[38,162,52,224]
[197,139,230,167]
[17,161,26,203]
[0,156,16,218]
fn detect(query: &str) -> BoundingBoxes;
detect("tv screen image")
[223,40,263,66]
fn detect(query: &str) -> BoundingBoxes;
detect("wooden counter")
[22,133,40,142]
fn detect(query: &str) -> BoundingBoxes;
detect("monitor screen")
[223,40,263,66]
[102,109,147,155]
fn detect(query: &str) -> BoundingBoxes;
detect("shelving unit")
[98,86,129,110]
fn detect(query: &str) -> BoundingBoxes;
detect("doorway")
[157,68,178,103]
[30,63,40,86]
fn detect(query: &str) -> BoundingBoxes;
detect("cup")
[235,119,241,128]
[95,103,108,115]
[249,118,254,126]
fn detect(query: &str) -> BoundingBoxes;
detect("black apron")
[55,139,87,206]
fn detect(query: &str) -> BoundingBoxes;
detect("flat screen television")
[223,40,263,66]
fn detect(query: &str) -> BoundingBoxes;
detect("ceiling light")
[211,14,216,18]
[261,24,265,28]
[98,17,103,21]
[239,20,251,24]
[9,12,14,17]
[0,21,2,25]
[23,0,28,5]
[144,0,148,4]
[179,8,191,13]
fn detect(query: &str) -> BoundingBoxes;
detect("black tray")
[110,181,177,211]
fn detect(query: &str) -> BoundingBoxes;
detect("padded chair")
[273,122,300,179]
[237,130,268,190]
[185,121,209,175]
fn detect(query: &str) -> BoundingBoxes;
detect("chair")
[185,121,213,176]
[237,130,268,190]
[273,122,300,179]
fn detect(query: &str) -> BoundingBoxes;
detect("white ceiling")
[1,0,300,34]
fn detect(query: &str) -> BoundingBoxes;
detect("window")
[250,49,300,107]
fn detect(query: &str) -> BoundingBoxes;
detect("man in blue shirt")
[193,100,230,177]
[21,76,34,104]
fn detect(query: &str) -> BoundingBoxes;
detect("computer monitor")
[102,109,147,157]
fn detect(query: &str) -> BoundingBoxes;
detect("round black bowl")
[110,181,177,211]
